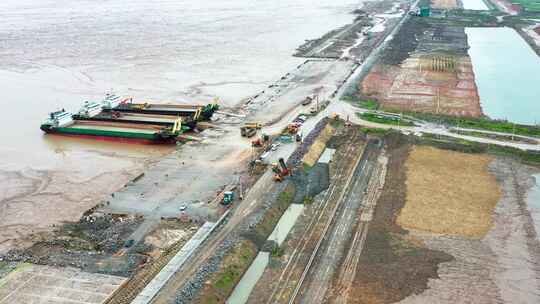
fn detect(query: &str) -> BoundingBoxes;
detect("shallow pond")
[466,27,540,125]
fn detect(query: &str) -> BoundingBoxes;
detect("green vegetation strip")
[357,112,415,127]
[197,183,296,303]
[358,100,378,110]
[417,133,540,165]
[390,111,540,138]
[359,127,392,136]
[450,129,538,144]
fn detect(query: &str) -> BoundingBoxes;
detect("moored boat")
[40,110,184,144]
[73,111,196,130]
[110,101,219,121]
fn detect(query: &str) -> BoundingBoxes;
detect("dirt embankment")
[348,134,453,304]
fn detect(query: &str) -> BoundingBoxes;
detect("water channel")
[466,27,540,125]
[227,203,305,304]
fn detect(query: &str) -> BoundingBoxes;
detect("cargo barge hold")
[41,111,184,144]
[73,111,197,130]
[111,102,219,121]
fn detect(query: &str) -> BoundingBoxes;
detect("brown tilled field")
[347,135,453,304]
[398,146,501,238]
[361,55,482,117]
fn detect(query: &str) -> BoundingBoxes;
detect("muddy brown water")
[0,0,364,252]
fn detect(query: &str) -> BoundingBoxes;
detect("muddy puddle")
[467,27,540,124]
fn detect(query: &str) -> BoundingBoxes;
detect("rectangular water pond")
[461,0,489,10]
[466,27,540,125]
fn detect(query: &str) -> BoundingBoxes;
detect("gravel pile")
[0,214,145,277]
[292,163,330,204]
[174,237,236,304]
[287,118,329,168]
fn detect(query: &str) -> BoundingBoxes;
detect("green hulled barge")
[40,111,184,144]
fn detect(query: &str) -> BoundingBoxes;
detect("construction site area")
[360,14,484,116]
[1,0,540,303]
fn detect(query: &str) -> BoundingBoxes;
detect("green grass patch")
[450,129,537,144]
[388,110,540,138]
[357,112,415,127]
[358,100,379,110]
[302,163,312,172]
[303,196,314,205]
[270,244,285,257]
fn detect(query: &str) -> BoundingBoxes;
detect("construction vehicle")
[243,122,263,129]
[288,123,300,134]
[240,126,257,138]
[222,191,234,206]
[252,138,263,147]
[272,158,290,182]
[251,133,270,147]
[279,135,293,143]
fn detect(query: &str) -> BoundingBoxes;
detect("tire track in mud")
[297,140,380,304]
[332,154,388,304]
[342,134,453,304]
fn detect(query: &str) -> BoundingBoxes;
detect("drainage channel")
[226,202,305,304]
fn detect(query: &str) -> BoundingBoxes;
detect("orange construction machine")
[272,158,290,182]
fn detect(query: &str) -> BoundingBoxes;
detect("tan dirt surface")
[361,55,482,117]
[431,0,459,9]
[346,134,453,304]
[399,158,540,304]
[302,125,335,167]
[398,146,501,238]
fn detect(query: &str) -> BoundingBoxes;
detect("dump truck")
[243,122,263,129]
[222,191,234,206]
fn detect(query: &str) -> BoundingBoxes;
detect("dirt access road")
[295,140,383,304]
[259,128,367,304]
[149,168,276,304]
